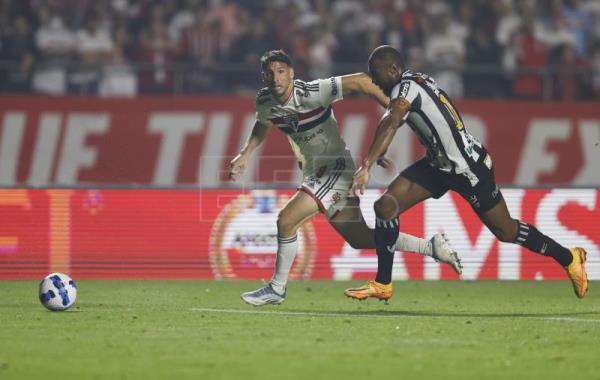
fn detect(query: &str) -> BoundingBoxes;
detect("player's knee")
[347,238,369,250]
[374,196,399,220]
[276,211,298,236]
[491,223,517,243]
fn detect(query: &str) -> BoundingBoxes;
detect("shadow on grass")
[292,309,600,319]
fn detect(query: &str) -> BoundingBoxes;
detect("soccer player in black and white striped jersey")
[345,45,588,301]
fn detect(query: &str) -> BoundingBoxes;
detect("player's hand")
[351,165,370,197]
[228,153,247,181]
[376,156,395,170]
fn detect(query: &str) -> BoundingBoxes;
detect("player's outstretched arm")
[341,73,390,108]
[229,120,273,181]
[363,98,409,168]
[351,98,409,196]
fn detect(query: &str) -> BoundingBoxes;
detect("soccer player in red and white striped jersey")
[229,50,462,306]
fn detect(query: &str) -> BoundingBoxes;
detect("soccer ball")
[39,272,77,311]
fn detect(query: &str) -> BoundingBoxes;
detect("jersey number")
[439,93,482,161]
[439,94,464,130]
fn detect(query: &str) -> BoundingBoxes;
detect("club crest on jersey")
[331,192,342,205]
[283,113,300,131]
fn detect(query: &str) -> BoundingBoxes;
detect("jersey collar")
[281,86,294,105]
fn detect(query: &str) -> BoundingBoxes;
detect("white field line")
[190,307,600,324]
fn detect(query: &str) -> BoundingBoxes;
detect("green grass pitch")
[1,280,599,379]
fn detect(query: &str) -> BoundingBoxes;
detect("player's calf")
[374,216,400,285]
[510,220,589,298]
[488,218,519,243]
[374,194,401,220]
[511,220,572,267]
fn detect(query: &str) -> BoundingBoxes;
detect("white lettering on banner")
[424,195,496,280]
[198,113,231,187]
[148,113,204,185]
[498,189,524,280]
[333,243,375,281]
[0,112,25,185]
[28,113,62,185]
[56,113,110,185]
[237,114,261,184]
[515,119,570,185]
[574,121,600,185]
[461,114,487,145]
[536,189,599,280]
[332,242,410,281]
[1,100,597,187]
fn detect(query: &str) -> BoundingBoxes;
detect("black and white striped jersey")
[255,77,349,173]
[391,70,486,184]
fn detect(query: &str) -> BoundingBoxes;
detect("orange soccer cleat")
[344,280,393,302]
[565,247,588,299]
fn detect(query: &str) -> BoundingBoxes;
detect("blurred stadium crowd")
[1,0,599,100]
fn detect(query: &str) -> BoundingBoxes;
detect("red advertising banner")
[0,96,598,187]
[1,189,598,280]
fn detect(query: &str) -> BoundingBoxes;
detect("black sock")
[374,217,399,284]
[514,221,572,267]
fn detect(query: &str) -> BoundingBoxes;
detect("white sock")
[270,234,298,294]
[394,232,432,257]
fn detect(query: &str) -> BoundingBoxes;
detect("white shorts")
[298,153,356,219]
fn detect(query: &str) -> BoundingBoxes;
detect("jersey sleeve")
[255,105,270,124]
[384,79,419,121]
[306,77,343,107]
[254,92,271,124]
[390,80,419,104]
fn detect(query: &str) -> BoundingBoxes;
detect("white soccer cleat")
[241,283,286,306]
[431,233,463,275]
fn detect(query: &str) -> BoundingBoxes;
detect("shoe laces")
[252,283,272,297]
[433,234,457,262]
[368,280,388,290]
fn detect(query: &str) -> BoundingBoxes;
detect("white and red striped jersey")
[255,77,347,173]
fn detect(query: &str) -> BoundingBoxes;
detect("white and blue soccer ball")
[39,273,77,311]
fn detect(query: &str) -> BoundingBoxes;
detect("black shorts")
[400,155,503,215]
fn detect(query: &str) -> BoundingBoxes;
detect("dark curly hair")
[260,50,293,70]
